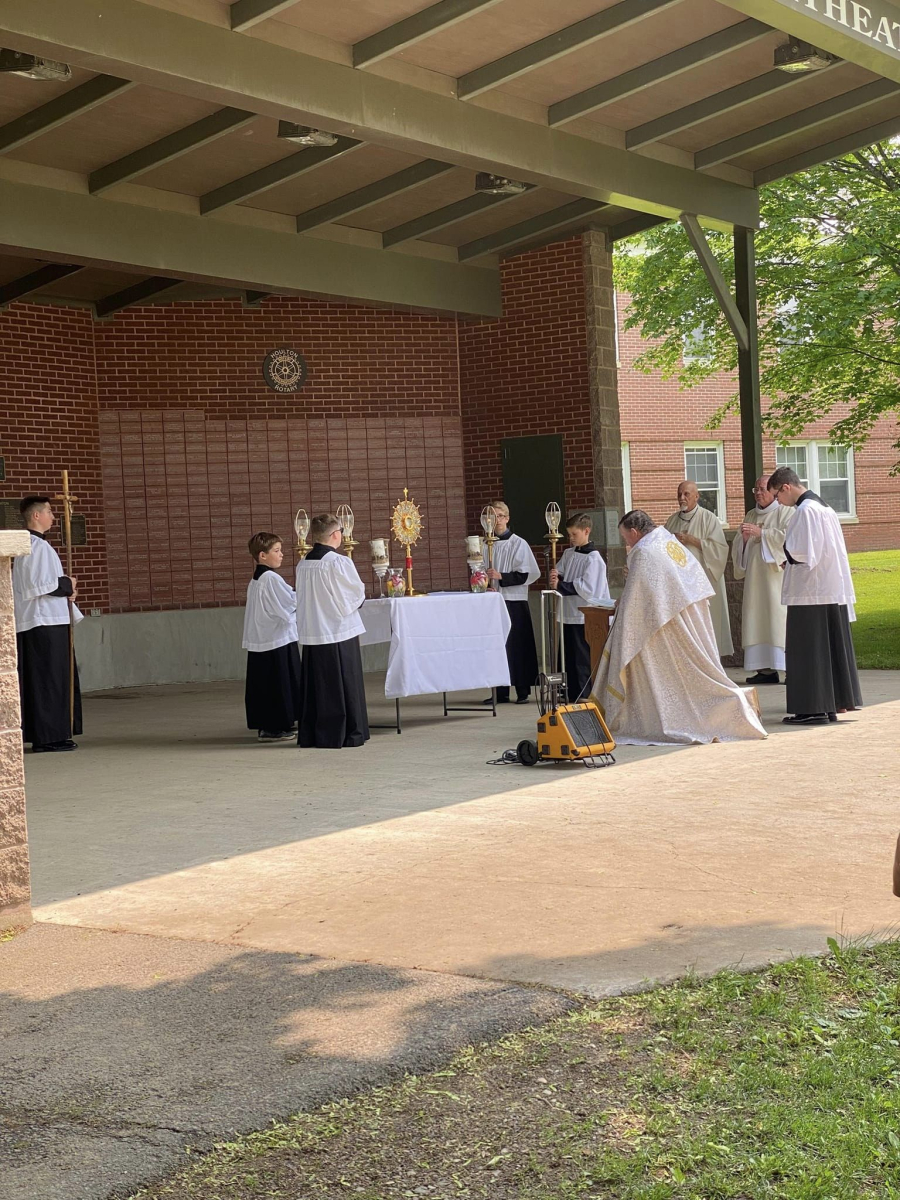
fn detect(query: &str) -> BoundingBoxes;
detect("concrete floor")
[27,672,900,995]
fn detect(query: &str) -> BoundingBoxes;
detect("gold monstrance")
[390,488,424,596]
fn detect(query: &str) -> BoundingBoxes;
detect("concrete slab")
[0,923,574,1200]
[27,673,900,996]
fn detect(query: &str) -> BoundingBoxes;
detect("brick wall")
[617,294,900,551]
[0,305,109,610]
[458,238,596,532]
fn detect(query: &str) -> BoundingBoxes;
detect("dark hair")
[767,466,802,490]
[619,509,655,535]
[310,513,341,544]
[19,495,51,519]
[248,532,282,561]
[565,511,592,532]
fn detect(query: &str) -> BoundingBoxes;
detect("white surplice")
[781,496,856,617]
[242,566,298,652]
[731,501,793,671]
[482,532,540,599]
[591,527,766,745]
[295,547,366,645]
[664,506,733,656]
[12,532,83,633]
[555,545,611,623]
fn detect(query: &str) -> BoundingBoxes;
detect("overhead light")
[0,48,71,81]
[475,172,529,196]
[277,122,338,147]
[773,37,839,73]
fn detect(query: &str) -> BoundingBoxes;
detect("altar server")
[295,513,369,749]
[483,500,540,704]
[731,475,794,684]
[592,510,765,745]
[12,495,83,752]
[768,467,862,725]
[665,481,733,657]
[242,532,301,742]
[549,512,611,702]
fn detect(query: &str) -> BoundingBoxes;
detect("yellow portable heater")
[516,590,616,768]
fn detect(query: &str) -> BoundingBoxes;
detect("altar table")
[360,592,511,700]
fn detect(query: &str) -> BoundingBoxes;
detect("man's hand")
[741,523,762,541]
[676,533,701,550]
[549,568,559,587]
[486,568,501,581]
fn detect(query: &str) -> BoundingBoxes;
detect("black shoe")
[828,712,838,723]
[782,714,829,725]
[32,740,78,752]
[746,671,780,685]
[258,730,294,741]
[515,695,532,705]
[483,695,510,705]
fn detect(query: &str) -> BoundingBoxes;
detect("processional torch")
[480,505,498,590]
[545,501,562,670]
[337,503,358,559]
[53,471,77,729]
[294,508,311,559]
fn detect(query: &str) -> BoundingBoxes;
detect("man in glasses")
[768,466,861,725]
[731,474,793,685]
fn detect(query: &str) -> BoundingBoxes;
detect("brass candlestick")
[337,503,359,559]
[294,507,312,559]
[480,505,499,590]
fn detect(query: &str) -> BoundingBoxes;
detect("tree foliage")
[614,142,900,470]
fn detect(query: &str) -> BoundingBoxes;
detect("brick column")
[583,231,626,587]
[0,531,32,929]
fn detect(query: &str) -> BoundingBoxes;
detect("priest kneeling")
[591,510,766,745]
[295,513,370,749]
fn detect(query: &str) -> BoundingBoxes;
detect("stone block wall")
[0,531,31,928]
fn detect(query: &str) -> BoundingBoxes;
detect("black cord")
[486,748,520,765]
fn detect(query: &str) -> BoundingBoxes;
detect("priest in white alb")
[592,510,766,745]
[767,466,862,725]
[730,474,793,685]
[665,481,733,657]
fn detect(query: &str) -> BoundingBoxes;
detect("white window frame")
[683,442,727,523]
[775,441,857,520]
[621,441,632,513]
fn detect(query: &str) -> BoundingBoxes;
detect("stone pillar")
[0,531,32,929]
[583,230,626,587]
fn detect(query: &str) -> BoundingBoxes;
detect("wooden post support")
[53,471,78,730]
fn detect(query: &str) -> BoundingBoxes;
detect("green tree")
[614,141,900,470]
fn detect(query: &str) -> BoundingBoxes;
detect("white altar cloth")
[359,593,511,699]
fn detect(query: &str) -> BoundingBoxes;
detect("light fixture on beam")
[773,37,839,73]
[0,48,71,81]
[474,172,529,196]
[276,122,338,147]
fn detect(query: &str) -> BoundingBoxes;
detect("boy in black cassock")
[549,512,612,702]
[294,513,370,749]
[482,500,540,704]
[242,532,301,741]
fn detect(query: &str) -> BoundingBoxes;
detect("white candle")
[370,538,388,562]
[466,535,482,558]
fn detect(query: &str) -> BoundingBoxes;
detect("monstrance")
[390,488,424,596]
[480,504,499,590]
[294,507,311,559]
[336,503,358,558]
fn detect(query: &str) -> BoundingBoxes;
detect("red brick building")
[616,294,900,551]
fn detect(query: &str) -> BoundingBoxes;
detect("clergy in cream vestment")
[295,513,369,749]
[730,476,793,682]
[482,502,540,703]
[592,511,765,746]
[665,481,734,657]
[767,468,861,724]
[12,496,83,751]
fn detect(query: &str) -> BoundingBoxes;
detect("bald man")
[731,474,794,684]
[664,481,733,657]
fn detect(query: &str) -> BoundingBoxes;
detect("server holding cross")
[11,474,84,752]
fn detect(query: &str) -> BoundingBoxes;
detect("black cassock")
[245,643,302,733]
[785,605,862,716]
[17,625,83,747]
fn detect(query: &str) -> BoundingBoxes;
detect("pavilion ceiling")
[0,0,898,315]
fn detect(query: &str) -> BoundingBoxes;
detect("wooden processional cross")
[53,471,77,726]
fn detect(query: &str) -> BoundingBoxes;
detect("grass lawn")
[135,941,900,1200]
[849,550,900,669]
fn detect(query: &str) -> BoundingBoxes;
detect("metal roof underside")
[0,0,899,316]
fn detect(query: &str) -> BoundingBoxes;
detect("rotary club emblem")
[262,348,308,393]
[666,540,688,567]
